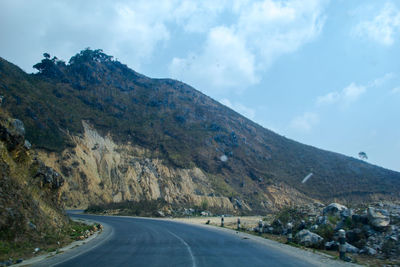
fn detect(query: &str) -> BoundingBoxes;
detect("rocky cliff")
[38,120,316,212]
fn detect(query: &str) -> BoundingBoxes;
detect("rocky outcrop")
[323,203,348,217]
[37,121,317,212]
[0,112,68,262]
[0,118,26,151]
[38,121,234,211]
[367,207,390,228]
[34,163,64,189]
[258,201,400,261]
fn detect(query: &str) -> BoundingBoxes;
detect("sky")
[0,0,399,172]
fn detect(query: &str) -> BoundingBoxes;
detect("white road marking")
[167,230,197,267]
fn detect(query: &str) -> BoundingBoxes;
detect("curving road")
[34,213,355,267]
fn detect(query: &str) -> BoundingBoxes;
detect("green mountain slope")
[0,49,399,209]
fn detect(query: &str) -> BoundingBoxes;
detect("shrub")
[314,224,334,241]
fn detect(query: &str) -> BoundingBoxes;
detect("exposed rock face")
[35,164,64,189]
[1,51,400,211]
[295,229,323,247]
[367,207,390,228]
[39,121,234,210]
[37,121,316,212]
[0,118,25,151]
[0,112,68,260]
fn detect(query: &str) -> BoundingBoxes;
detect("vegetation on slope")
[0,110,73,262]
[0,49,399,207]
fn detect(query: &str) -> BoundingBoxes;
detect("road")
[34,213,356,267]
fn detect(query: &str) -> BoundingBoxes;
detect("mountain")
[0,49,399,213]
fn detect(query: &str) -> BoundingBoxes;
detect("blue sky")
[1,0,399,171]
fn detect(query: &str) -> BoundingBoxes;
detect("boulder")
[344,242,359,253]
[296,220,306,231]
[352,214,368,225]
[325,240,339,250]
[346,228,364,243]
[0,118,25,151]
[367,207,390,229]
[359,246,377,256]
[316,216,327,225]
[323,203,348,217]
[295,229,323,247]
[24,140,32,150]
[12,119,25,136]
[341,208,353,218]
[35,164,64,189]
[156,211,165,217]
[362,224,376,237]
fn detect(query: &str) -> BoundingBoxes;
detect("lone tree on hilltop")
[358,151,368,160]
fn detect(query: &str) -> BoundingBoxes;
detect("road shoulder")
[12,218,113,267]
[166,217,361,267]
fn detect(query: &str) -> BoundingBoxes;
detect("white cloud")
[353,2,400,46]
[169,26,258,94]
[0,0,328,93]
[236,0,326,67]
[317,82,366,106]
[316,91,340,105]
[370,72,395,87]
[220,98,256,120]
[290,112,319,132]
[0,0,230,72]
[172,0,228,33]
[317,73,394,107]
[169,0,328,94]
[342,83,366,103]
[111,2,172,68]
[391,87,400,94]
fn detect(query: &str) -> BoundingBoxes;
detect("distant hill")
[0,49,399,213]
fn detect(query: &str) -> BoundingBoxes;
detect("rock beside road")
[367,207,390,229]
[323,203,348,217]
[295,229,323,248]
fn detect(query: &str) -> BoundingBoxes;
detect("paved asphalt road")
[36,213,352,267]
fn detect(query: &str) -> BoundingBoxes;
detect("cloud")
[169,0,328,94]
[290,112,319,132]
[0,0,231,72]
[220,98,256,120]
[391,87,400,94]
[172,0,228,33]
[236,0,326,67]
[352,2,400,46]
[317,73,394,107]
[169,26,258,94]
[317,82,366,106]
[0,0,328,93]
[369,72,395,87]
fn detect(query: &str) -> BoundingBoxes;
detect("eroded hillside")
[0,110,68,260]
[38,121,316,212]
[0,49,399,213]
